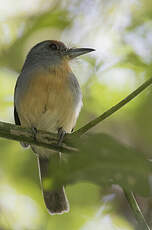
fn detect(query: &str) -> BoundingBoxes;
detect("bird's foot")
[32,127,37,142]
[57,127,66,146]
[20,142,29,148]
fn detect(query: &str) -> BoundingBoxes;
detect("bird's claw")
[57,127,66,146]
[32,127,37,142]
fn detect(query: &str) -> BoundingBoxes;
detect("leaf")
[49,133,151,196]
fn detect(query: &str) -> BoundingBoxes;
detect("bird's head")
[24,40,95,68]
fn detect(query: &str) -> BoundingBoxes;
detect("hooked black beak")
[66,47,95,59]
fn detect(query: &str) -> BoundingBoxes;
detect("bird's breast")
[16,67,82,133]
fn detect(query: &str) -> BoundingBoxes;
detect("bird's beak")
[66,47,95,59]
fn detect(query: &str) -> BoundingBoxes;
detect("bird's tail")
[37,156,69,215]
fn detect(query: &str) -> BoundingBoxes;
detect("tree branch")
[0,121,73,153]
[73,76,152,136]
[124,189,150,230]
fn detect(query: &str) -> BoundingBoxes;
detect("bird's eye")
[49,43,58,50]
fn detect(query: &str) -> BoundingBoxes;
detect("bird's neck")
[51,59,71,78]
[22,57,71,78]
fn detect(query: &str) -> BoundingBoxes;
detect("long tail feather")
[37,157,69,214]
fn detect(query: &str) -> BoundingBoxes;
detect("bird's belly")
[21,82,81,158]
[36,102,79,133]
[16,70,82,158]
[18,74,81,133]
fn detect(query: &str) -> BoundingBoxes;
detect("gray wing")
[14,106,21,126]
[14,79,29,148]
[14,79,21,126]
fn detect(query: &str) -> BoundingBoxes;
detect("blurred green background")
[1,0,152,229]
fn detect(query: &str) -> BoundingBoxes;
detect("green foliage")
[48,133,151,197]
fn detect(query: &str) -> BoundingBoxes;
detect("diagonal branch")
[73,76,152,136]
[71,76,152,230]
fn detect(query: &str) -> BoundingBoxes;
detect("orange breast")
[18,62,78,133]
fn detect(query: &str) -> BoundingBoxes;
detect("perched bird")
[14,40,95,215]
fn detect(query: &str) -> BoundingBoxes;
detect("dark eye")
[49,43,58,50]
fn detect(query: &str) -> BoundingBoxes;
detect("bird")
[14,40,95,215]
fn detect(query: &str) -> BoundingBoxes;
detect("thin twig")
[72,76,152,230]
[124,188,150,230]
[73,77,152,136]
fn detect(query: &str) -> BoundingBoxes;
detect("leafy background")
[0,0,152,229]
